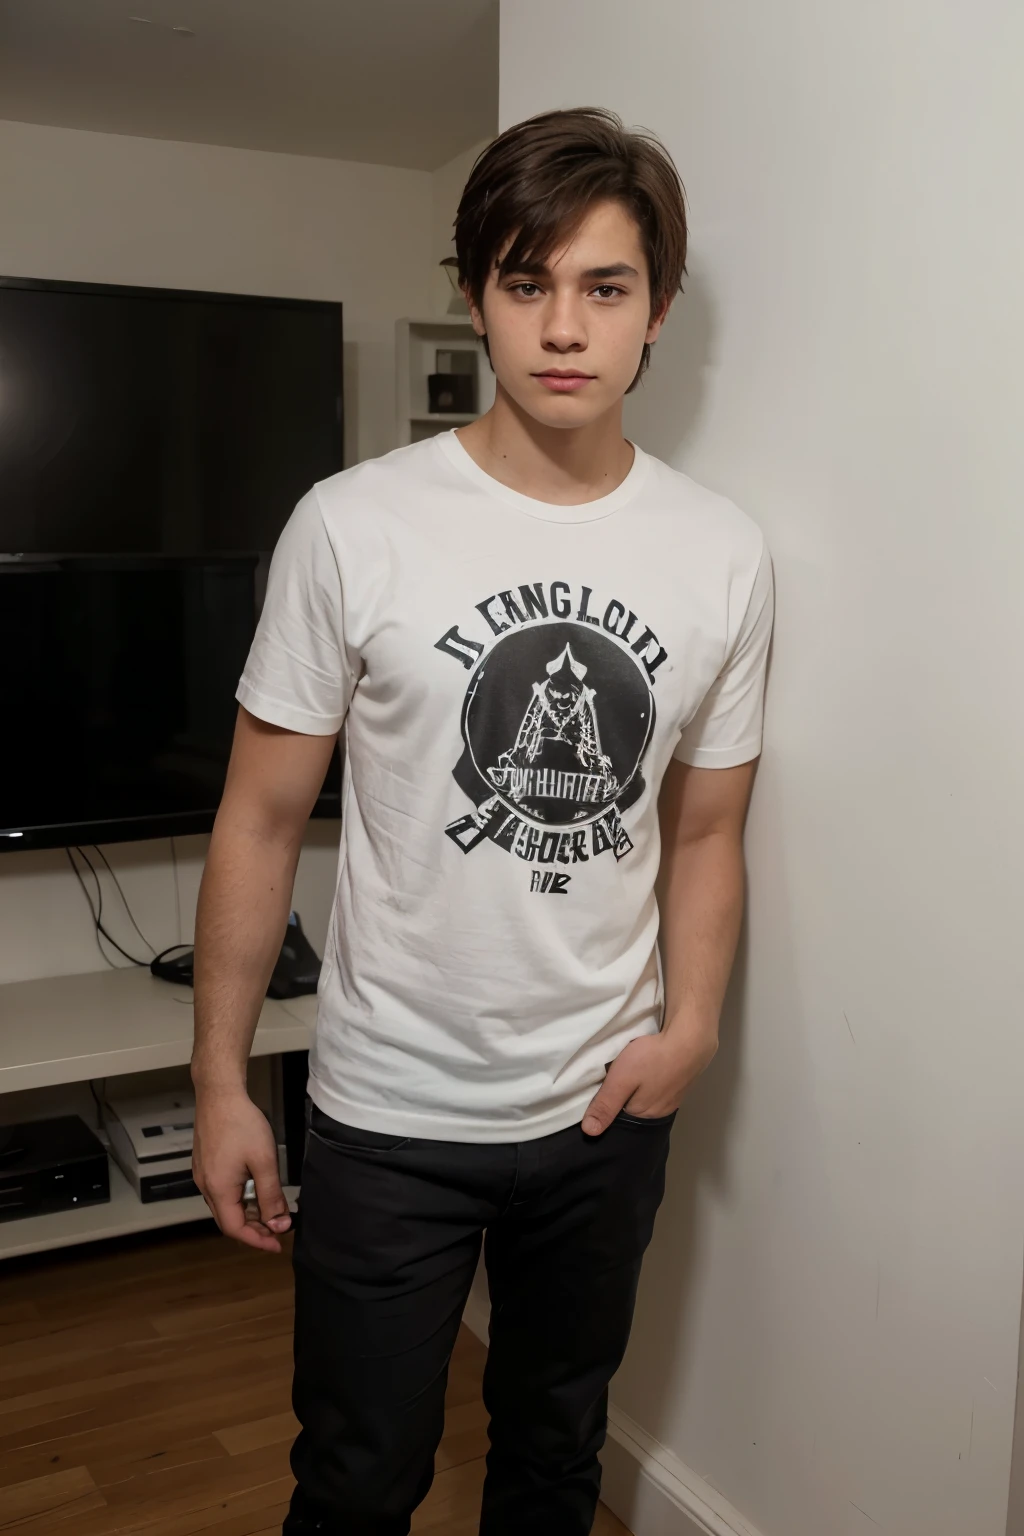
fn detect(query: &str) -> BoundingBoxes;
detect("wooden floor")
[0,1220,631,1534]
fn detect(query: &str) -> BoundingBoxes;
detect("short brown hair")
[453,107,687,392]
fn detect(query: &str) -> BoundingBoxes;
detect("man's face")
[466,198,669,428]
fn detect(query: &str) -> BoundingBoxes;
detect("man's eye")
[594,285,624,299]
[512,283,540,297]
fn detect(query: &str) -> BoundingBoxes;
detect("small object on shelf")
[268,911,322,999]
[150,943,196,986]
[101,1087,199,1204]
[428,373,477,414]
[0,1115,110,1224]
[439,255,462,304]
[395,316,490,446]
[150,910,321,999]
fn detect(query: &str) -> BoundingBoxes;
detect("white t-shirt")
[237,430,773,1143]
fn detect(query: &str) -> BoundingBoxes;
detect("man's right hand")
[192,1089,293,1254]
[190,710,332,1252]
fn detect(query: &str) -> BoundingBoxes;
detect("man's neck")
[454,387,635,506]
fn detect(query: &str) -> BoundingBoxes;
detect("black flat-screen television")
[0,275,344,554]
[0,555,340,852]
[0,277,345,850]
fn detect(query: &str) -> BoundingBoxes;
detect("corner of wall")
[428,137,492,316]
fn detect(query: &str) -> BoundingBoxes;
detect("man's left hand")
[580,1027,718,1136]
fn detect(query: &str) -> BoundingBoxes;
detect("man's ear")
[462,284,487,339]
[646,298,673,345]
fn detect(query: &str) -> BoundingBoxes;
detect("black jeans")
[282,1096,675,1536]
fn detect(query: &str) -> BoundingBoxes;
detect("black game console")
[0,1115,110,1223]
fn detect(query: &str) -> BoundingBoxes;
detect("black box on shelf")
[428,373,477,414]
[0,1115,110,1224]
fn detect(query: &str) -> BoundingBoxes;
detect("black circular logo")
[453,621,655,827]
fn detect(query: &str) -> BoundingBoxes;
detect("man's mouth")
[533,370,596,393]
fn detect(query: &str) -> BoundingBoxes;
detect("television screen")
[0,276,344,555]
[0,278,344,850]
[0,556,338,852]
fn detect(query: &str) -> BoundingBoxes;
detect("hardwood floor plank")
[0,1225,634,1534]
[214,1410,297,1457]
[208,1506,294,1536]
[411,1455,486,1529]
[0,1300,42,1341]
[0,1332,293,1432]
[0,1367,294,1443]
[594,1504,633,1534]
[0,1315,161,1385]
[55,1473,295,1536]
[0,1462,105,1524]
[151,1291,293,1341]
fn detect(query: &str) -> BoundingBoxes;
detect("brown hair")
[452,107,687,392]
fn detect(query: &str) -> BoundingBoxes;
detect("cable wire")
[64,847,119,969]
[91,844,156,956]
[170,835,183,945]
[66,847,148,967]
[88,1078,107,1131]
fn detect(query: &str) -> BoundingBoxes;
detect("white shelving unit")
[0,1159,301,1263]
[0,967,314,1260]
[395,315,495,447]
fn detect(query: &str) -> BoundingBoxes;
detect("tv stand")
[0,966,314,1260]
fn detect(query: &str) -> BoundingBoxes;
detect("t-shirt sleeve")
[674,537,774,769]
[235,487,354,736]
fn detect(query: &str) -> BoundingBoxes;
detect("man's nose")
[540,293,587,352]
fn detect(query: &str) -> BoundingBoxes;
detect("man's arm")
[580,757,757,1135]
[191,705,338,1251]
[655,757,756,1058]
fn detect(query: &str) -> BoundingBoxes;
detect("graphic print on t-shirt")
[434,581,667,887]
[486,639,622,820]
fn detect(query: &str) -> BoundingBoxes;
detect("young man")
[191,107,773,1536]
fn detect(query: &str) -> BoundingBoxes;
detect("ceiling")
[0,0,498,170]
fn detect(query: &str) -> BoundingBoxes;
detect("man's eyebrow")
[501,260,640,281]
[581,263,640,280]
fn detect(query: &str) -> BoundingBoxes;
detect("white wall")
[0,117,435,467]
[0,828,341,989]
[1009,1292,1024,1536]
[429,137,492,314]
[501,6,1024,1536]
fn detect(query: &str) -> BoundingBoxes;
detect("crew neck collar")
[436,428,649,524]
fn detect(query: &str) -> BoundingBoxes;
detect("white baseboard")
[460,1283,763,1536]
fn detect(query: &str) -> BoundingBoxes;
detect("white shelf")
[395,315,494,447]
[0,968,313,1261]
[0,966,315,1094]
[408,412,476,425]
[400,315,477,329]
[0,1158,300,1261]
